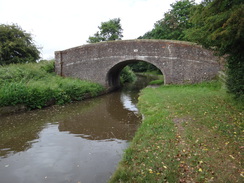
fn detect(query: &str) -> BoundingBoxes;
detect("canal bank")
[0,61,105,116]
[110,81,243,182]
[0,75,156,183]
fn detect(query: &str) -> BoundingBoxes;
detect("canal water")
[0,76,154,183]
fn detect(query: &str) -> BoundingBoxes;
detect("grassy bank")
[110,81,243,182]
[0,61,104,111]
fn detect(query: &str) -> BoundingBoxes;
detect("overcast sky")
[0,0,201,59]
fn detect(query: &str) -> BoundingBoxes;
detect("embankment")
[110,81,243,182]
[0,61,105,115]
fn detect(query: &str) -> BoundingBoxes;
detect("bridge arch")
[55,39,220,91]
[106,59,164,89]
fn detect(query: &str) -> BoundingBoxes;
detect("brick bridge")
[55,39,220,91]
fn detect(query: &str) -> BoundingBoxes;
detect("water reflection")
[0,89,141,157]
[0,75,154,183]
[121,93,138,113]
[58,92,141,140]
[0,124,128,183]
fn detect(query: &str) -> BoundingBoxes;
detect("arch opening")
[106,60,164,91]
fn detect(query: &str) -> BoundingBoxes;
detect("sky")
[0,0,201,59]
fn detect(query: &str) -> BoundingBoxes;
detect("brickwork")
[55,39,220,90]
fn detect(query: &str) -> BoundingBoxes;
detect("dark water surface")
[0,76,154,183]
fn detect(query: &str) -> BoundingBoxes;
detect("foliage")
[184,0,244,100]
[39,59,55,73]
[136,0,195,74]
[138,0,243,100]
[120,66,136,84]
[110,81,243,182]
[87,18,123,43]
[139,0,195,40]
[0,24,40,65]
[129,61,161,73]
[0,61,104,110]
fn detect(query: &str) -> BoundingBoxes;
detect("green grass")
[110,81,243,182]
[0,61,104,110]
[149,79,164,85]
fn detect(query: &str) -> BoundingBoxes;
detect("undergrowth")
[0,61,104,109]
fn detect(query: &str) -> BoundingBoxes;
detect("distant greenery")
[87,18,123,43]
[0,24,40,65]
[110,81,243,182]
[120,66,136,84]
[0,61,104,110]
[149,79,164,85]
[129,61,161,74]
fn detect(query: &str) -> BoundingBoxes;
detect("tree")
[87,18,123,43]
[184,0,244,100]
[0,24,40,65]
[136,0,196,73]
[129,61,161,73]
[139,0,195,40]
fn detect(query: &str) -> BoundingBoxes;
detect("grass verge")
[110,81,243,182]
[149,79,164,86]
[0,61,104,110]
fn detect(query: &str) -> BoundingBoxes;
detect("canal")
[0,75,154,183]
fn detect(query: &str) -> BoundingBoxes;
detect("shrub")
[120,66,136,84]
[0,61,104,110]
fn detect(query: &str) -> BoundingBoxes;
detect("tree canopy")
[0,24,40,65]
[139,0,195,40]
[87,18,123,43]
[184,0,243,56]
[135,0,196,74]
[138,0,243,100]
[184,0,244,100]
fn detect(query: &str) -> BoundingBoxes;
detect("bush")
[0,61,104,109]
[226,55,244,102]
[0,61,53,84]
[120,66,136,84]
[39,60,55,73]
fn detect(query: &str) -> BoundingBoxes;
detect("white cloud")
[0,0,202,59]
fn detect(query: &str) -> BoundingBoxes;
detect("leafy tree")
[136,1,196,74]
[135,0,194,76]
[139,0,195,40]
[184,0,244,100]
[129,61,161,73]
[120,66,136,84]
[87,18,123,43]
[0,24,40,65]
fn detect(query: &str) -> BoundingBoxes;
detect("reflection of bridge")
[55,39,220,90]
